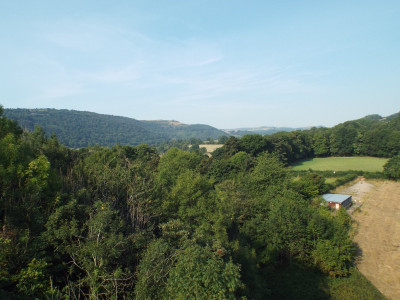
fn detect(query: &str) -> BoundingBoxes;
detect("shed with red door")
[322,193,352,209]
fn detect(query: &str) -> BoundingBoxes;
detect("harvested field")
[199,144,223,153]
[336,179,400,300]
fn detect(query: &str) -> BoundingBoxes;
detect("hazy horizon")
[1,1,399,128]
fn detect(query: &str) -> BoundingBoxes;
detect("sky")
[1,0,399,129]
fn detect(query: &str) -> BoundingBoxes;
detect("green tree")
[156,148,203,190]
[165,242,242,300]
[212,137,241,159]
[313,238,354,277]
[164,169,213,224]
[15,258,56,299]
[238,134,268,156]
[44,200,134,299]
[135,220,242,300]
[134,220,190,300]
[246,152,288,197]
[312,131,330,157]
[261,192,312,261]
[384,154,400,180]
[329,125,358,156]
[291,173,327,200]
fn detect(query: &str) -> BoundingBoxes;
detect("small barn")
[322,193,352,209]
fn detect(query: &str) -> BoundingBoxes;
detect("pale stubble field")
[337,180,400,300]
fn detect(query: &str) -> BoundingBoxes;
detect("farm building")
[322,193,352,209]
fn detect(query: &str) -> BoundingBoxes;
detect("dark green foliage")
[238,134,269,156]
[0,109,386,299]
[244,152,289,200]
[215,112,400,166]
[312,129,331,157]
[384,154,400,180]
[212,136,241,159]
[0,106,22,139]
[292,170,385,180]
[325,113,400,158]
[134,220,242,299]
[291,173,328,200]
[328,268,386,300]
[329,125,358,156]
[267,265,385,300]
[165,242,242,300]
[4,108,227,148]
[141,120,227,141]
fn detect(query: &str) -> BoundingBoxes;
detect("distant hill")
[141,120,227,140]
[4,108,227,148]
[334,112,400,130]
[223,126,311,136]
[308,111,400,158]
[383,111,400,121]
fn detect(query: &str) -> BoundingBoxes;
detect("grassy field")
[291,157,388,172]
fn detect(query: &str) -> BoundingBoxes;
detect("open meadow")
[291,157,388,172]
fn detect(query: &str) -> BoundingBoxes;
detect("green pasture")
[291,157,388,172]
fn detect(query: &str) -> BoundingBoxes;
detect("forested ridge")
[1,106,396,299]
[4,108,400,159]
[4,109,227,148]
[209,112,400,166]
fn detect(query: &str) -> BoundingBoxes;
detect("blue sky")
[1,1,399,128]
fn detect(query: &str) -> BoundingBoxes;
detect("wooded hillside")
[4,109,227,148]
[209,112,400,167]
[5,109,400,160]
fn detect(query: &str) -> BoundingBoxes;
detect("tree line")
[209,113,400,168]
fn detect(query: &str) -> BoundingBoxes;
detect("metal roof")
[322,193,352,204]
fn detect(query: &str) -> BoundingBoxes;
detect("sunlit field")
[291,157,388,172]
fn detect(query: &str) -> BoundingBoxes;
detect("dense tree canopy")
[4,108,227,148]
[0,107,387,299]
[383,154,400,180]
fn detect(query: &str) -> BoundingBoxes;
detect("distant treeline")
[211,112,400,164]
[5,109,400,160]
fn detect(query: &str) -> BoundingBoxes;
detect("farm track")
[337,180,400,300]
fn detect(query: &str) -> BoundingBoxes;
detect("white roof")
[322,193,352,204]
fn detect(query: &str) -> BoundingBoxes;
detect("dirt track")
[337,180,400,300]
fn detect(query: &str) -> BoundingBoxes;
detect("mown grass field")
[291,157,388,172]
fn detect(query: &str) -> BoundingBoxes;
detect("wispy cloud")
[41,82,85,99]
[78,64,143,84]
[12,13,323,123]
[41,19,120,52]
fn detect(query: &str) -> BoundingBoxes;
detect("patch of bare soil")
[337,179,400,300]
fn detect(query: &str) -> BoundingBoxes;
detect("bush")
[383,155,400,180]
